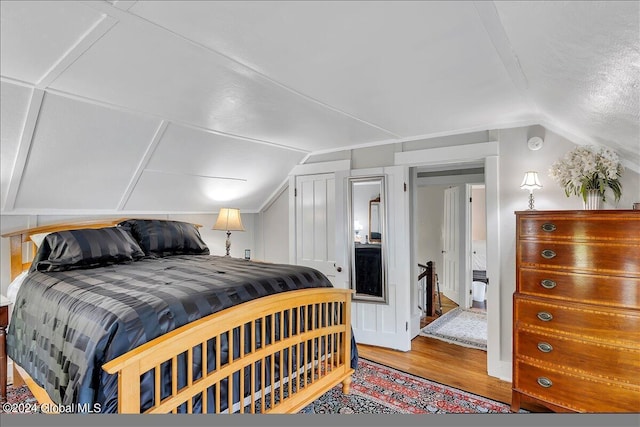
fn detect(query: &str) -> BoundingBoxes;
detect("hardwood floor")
[420,293,460,328]
[357,294,548,412]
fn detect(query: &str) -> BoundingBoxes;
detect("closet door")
[294,173,339,285]
[349,166,411,351]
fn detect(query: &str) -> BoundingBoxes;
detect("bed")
[3,219,355,414]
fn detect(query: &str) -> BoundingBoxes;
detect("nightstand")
[0,296,9,403]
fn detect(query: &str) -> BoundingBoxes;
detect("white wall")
[256,187,290,263]
[472,186,486,241]
[416,185,446,269]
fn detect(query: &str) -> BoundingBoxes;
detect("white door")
[293,167,410,352]
[294,173,341,285]
[442,186,460,305]
[349,166,411,351]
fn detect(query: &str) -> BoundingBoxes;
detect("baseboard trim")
[489,359,511,382]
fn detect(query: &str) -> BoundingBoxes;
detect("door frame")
[395,141,508,380]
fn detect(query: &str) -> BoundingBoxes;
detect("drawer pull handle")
[537,377,553,388]
[537,311,553,322]
[541,249,556,259]
[537,342,553,353]
[540,279,557,289]
[541,223,557,232]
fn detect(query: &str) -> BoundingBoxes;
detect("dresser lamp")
[520,171,542,210]
[213,208,245,256]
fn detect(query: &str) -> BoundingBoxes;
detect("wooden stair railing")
[418,261,442,317]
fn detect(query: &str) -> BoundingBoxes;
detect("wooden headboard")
[2,219,127,281]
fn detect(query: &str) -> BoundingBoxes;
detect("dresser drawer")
[519,241,640,275]
[513,360,640,412]
[518,268,640,308]
[518,216,640,242]
[514,295,640,346]
[514,327,640,386]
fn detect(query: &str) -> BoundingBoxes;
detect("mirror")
[349,176,387,303]
[369,197,381,243]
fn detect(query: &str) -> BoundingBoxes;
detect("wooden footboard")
[102,287,354,414]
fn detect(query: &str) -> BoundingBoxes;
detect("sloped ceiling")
[1,1,638,214]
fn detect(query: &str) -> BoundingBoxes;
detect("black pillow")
[32,227,146,272]
[118,219,209,257]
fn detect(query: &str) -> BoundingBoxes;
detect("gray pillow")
[32,227,145,272]
[118,219,209,257]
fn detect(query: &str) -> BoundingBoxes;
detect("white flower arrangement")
[549,145,623,203]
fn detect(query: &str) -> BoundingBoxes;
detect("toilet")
[472,281,486,302]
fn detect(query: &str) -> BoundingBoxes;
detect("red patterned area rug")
[2,359,521,414]
[300,358,520,414]
[2,384,40,413]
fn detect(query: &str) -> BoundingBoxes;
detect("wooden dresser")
[512,210,640,412]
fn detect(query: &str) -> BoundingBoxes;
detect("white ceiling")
[1,1,638,214]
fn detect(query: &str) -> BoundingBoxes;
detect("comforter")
[7,255,357,413]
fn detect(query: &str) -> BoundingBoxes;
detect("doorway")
[399,142,505,379]
[413,166,487,332]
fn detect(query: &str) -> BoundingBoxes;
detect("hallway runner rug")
[2,359,516,414]
[419,307,487,351]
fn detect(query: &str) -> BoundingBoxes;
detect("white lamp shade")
[520,171,542,191]
[213,208,245,231]
[354,220,363,231]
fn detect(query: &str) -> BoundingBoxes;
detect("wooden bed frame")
[3,219,354,414]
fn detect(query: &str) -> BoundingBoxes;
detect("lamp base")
[225,231,231,256]
[527,192,536,210]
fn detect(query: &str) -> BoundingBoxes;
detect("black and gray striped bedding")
[118,219,210,257]
[31,227,146,272]
[7,255,354,413]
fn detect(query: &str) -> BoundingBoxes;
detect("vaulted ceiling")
[1,1,638,214]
